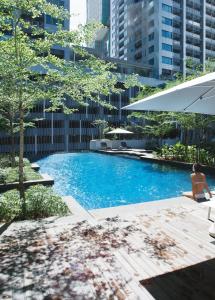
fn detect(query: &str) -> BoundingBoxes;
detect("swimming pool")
[37,152,215,210]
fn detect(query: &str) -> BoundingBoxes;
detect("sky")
[70,0,87,30]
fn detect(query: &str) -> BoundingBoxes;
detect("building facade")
[0,60,163,156]
[110,0,215,79]
[86,0,111,57]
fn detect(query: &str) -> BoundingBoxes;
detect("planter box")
[31,163,40,171]
[0,174,54,193]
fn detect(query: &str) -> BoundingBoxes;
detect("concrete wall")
[90,138,179,150]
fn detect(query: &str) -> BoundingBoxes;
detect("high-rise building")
[110,0,215,79]
[44,0,71,60]
[87,0,111,57]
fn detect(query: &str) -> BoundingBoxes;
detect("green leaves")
[0,0,140,118]
[0,185,69,222]
[0,0,139,212]
[158,143,215,166]
[128,110,215,144]
[25,185,69,219]
[0,189,21,222]
[92,119,108,139]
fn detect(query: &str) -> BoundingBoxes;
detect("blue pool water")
[37,152,215,210]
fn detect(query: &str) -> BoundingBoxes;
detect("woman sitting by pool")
[191,163,212,202]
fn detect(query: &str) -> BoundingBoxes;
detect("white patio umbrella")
[106,128,134,134]
[123,72,215,115]
[106,128,133,140]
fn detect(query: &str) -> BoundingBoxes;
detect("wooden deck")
[1,196,215,299]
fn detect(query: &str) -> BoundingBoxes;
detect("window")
[45,14,64,26]
[119,50,124,57]
[161,69,173,79]
[134,52,142,60]
[148,20,154,27]
[135,40,142,49]
[149,58,154,65]
[119,25,124,32]
[38,136,52,144]
[149,45,154,53]
[162,3,172,13]
[162,30,172,39]
[149,7,154,15]
[51,49,65,58]
[119,33,124,40]
[54,136,63,143]
[50,0,64,7]
[46,15,57,25]
[162,56,172,65]
[162,43,172,52]
[162,69,172,76]
[162,17,172,26]
[148,32,154,41]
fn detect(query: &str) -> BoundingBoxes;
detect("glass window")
[162,43,172,51]
[148,32,154,41]
[149,58,154,65]
[162,56,172,65]
[148,20,154,27]
[149,7,154,15]
[45,14,64,26]
[51,49,65,58]
[162,3,172,13]
[162,16,172,26]
[162,30,172,39]
[149,45,154,53]
[49,0,64,7]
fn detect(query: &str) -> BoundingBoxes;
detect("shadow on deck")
[141,258,215,300]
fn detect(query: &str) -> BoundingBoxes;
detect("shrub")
[145,140,159,150]
[157,143,215,166]
[0,168,7,184]
[25,185,69,219]
[0,155,30,168]
[0,185,70,222]
[14,157,31,167]
[0,190,21,222]
[23,167,41,181]
[0,155,12,168]
[4,166,41,183]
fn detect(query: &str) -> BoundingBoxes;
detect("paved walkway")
[0,197,215,299]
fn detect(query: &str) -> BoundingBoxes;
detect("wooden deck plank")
[2,196,215,299]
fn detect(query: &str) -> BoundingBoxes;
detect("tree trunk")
[19,104,25,217]
[9,116,16,167]
[184,128,189,159]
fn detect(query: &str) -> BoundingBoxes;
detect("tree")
[0,108,17,167]
[128,112,179,143]
[0,0,138,217]
[128,59,215,148]
[92,119,108,139]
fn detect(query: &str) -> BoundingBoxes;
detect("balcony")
[187,0,201,10]
[173,27,180,35]
[173,6,181,17]
[206,49,215,57]
[206,2,215,15]
[186,43,200,52]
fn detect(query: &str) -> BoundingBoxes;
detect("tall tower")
[110,0,215,79]
[44,0,71,60]
[87,0,111,57]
